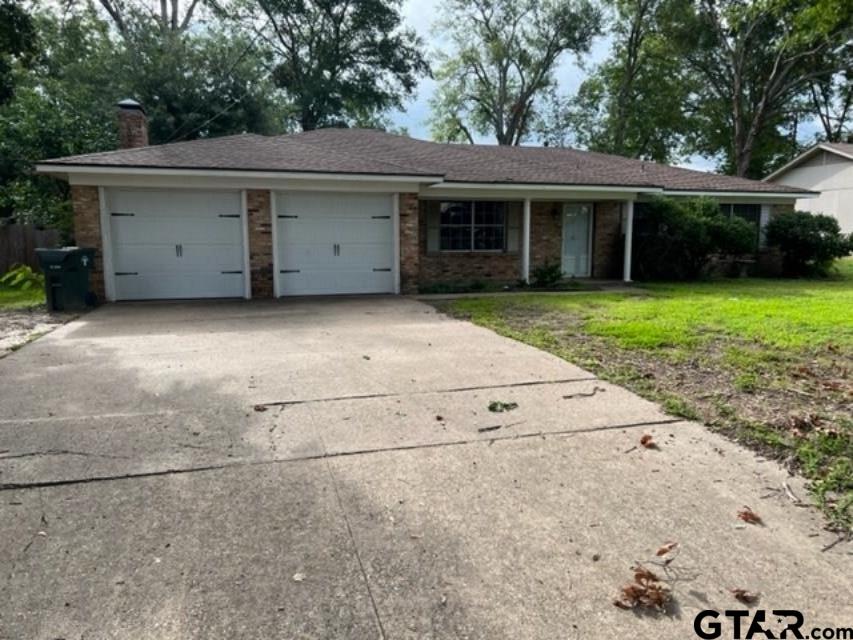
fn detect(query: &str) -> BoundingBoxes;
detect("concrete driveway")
[0,297,850,639]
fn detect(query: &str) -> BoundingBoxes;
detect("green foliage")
[430,0,602,145]
[765,211,853,276]
[0,0,37,105]
[0,4,288,233]
[557,0,691,161]
[531,261,563,287]
[632,197,758,280]
[221,0,428,131]
[0,264,44,291]
[665,0,852,177]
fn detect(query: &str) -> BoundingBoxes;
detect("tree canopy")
[430,0,603,145]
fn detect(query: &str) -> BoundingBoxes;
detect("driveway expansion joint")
[0,417,684,492]
[254,376,600,409]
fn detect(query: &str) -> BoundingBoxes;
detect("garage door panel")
[115,273,245,300]
[107,189,245,301]
[111,215,240,246]
[279,270,393,296]
[275,191,395,296]
[110,190,241,218]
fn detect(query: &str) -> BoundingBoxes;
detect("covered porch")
[414,195,636,291]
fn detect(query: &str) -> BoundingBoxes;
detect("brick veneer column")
[592,201,624,279]
[399,193,420,294]
[71,185,105,300]
[247,189,274,298]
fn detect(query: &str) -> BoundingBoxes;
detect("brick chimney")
[116,99,149,149]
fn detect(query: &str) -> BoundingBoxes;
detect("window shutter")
[506,202,521,252]
[426,202,440,252]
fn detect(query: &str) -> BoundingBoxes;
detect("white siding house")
[765,142,853,233]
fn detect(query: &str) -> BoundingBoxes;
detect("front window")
[720,203,762,248]
[439,201,507,251]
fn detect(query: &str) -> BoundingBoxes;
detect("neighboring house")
[36,101,811,302]
[765,142,853,233]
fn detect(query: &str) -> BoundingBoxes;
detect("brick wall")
[399,193,420,294]
[416,200,521,289]
[247,190,273,298]
[117,109,149,149]
[530,201,562,270]
[71,185,105,300]
[591,201,624,279]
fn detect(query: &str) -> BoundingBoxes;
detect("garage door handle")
[280,269,300,274]
[111,212,135,217]
[371,215,391,219]
[373,268,391,272]
[220,270,243,274]
[115,272,138,276]
[176,244,183,257]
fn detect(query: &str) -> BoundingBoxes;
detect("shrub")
[0,264,44,290]
[765,211,853,276]
[531,261,563,287]
[633,197,757,280]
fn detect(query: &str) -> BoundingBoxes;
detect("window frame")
[438,200,509,253]
[720,203,762,249]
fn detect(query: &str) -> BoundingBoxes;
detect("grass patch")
[439,258,853,532]
[0,283,45,310]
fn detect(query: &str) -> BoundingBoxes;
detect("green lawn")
[439,259,853,532]
[0,283,45,310]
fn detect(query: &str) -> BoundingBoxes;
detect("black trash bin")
[35,247,97,312]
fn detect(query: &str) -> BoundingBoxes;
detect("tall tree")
[809,68,852,143]
[430,0,602,145]
[0,0,37,105]
[96,0,204,37]
[559,0,690,161]
[669,0,853,177]
[219,0,428,131]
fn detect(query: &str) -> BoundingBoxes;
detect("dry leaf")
[730,588,759,605]
[656,541,678,556]
[737,506,763,525]
[613,564,672,612]
[640,434,657,449]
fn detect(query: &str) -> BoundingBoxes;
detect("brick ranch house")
[36,101,813,301]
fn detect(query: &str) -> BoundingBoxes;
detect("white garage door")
[275,192,395,296]
[108,189,246,300]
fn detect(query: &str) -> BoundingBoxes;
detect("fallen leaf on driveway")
[656,541,678,556]
[613,564,672,612]
[640,434,657,449]
[253,405,268,412]
[737,506,763,525]
[730,588,760,605]
[488,401,518,413]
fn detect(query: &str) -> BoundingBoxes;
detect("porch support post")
[623,200,634,282]
[522,198,531,283]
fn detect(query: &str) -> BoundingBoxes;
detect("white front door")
[108,189,246,300]
[561,203,592,277]
[275,192,394,296]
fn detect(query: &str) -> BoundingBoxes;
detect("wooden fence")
[0,224,61,273]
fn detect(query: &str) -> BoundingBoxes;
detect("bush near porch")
[436,259,853,533]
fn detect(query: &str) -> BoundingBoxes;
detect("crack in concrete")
[0,417,682,493]
[325,458,387,639]
[255,376,600,409]
[0,449,131,461]
[0,410,178,426]
[0,449,130,462]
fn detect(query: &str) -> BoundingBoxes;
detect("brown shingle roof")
[40,128,809,194]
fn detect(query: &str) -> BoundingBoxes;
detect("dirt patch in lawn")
[0,307,72,357]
